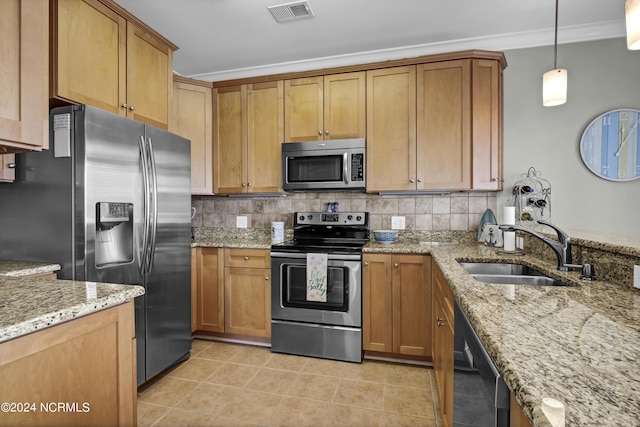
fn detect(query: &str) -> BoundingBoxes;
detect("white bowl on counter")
[372,230,399,244]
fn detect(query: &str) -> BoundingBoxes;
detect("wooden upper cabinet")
[472,59,503,190]
[126,22,173,129]
[247,81,284,193]
[366,66,417,192]
[417,60,472,190]
[213,85,244,194]
[284,72,365,142]
[214,82,283,194]
[0,0,48,152]
[52,0,176,130]
[173,77,213,195]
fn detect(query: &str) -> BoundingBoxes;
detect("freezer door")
[143,125,192,381]
[80,106,146,286]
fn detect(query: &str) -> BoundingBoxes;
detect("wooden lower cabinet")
[192,248,271,339]
[363,253,432,356]
[0,301,136,426]
[510,394,533,427]
[224,249,271,338]
[432,262,455,427]
[192,247,224,333]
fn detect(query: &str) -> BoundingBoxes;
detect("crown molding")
[189,20,625,83]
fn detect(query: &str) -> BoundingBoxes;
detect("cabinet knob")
[8,163,16,169]
[410,179,415,183]
[129,105,135,111]
[325,130,329,135]
[394,263,399,268]
[492,178,503,182]
[265,275,270,281]
[244,256,249,260]
[417,178,423,183]
[318,131,322,136]
[242,183,246,187]
[436,317,445,327]
[121,103,128,109]
[364,261,369,266]
[247,183,252,187]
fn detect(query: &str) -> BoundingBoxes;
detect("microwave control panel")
[351,153,364,182]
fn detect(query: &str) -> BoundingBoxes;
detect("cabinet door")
[1,155,16,183]
[392,255,432,356]
[366,66,417,192]
[247,81,284,193]
[196,248,224,333]
[284,77,323,142]
[173,80,213,195]
[126,22,173,130]
[214,86,247,193]
[433,294,454,427]
[0,0,48,151]
[362,254,393,352]
[53,0,126,116]
[224,267,271,338]
[417,60,471,190]
[323,72,366,140]
[472,59,503,190]
[433,263,454,427]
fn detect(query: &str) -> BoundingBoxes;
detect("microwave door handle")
[343,152,349,184]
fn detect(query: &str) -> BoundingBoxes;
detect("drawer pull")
[436,317,445,327]
[244,256,249,260]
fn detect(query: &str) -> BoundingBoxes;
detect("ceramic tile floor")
[137,339,442,427]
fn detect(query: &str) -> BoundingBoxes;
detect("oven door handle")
[270,252,362,261]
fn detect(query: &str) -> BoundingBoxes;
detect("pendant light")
[542,0,567,106]
[627,0,640,50]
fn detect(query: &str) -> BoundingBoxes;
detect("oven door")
[271,252,362,327]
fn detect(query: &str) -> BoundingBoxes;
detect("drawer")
[225,248,270,268]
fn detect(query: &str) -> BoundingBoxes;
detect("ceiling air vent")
[268,1,314,23]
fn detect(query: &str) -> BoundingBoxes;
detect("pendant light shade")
[542,0,566,106]
[627,0,640,50]
[543,69,568,106]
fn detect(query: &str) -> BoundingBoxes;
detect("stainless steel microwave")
[282,138,366,191]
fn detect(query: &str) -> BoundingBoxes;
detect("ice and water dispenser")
[95,202,134,268]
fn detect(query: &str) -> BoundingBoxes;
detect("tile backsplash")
[192,192,497,232]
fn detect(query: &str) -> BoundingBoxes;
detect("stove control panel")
[295,212,368,226]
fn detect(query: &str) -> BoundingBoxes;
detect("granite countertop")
[0,260,61,277]
[0,275,145,344]
[405,242,638,427]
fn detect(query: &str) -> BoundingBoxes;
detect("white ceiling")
[114,0,627,82]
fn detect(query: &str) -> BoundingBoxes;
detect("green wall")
[500,38,640,236]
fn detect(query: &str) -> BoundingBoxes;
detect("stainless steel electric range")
[270,212,369,363]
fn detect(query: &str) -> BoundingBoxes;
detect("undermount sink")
[458,262,568,287]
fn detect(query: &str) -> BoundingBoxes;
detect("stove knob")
[347,215,353,220]
[299,215,305,221]
[356,215,362,221]
[307,214,313,220]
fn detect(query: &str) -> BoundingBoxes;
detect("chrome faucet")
[499,220,582,272]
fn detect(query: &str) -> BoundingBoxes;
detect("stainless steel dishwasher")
[453,300,510,427]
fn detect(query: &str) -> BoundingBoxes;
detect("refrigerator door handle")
[138,135,151,275]
[146,137,159,274]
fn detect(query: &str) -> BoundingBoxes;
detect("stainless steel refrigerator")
[0,105,192,386]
